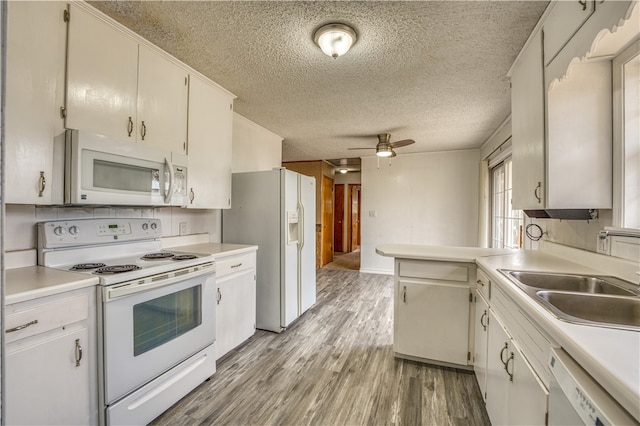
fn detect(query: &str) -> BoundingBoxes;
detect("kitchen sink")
[504,271,638,296]
[536,291,640,331]
[499,269,640,331]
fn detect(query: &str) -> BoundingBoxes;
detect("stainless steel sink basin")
[503,270,638,296]
[499,269,640,331]
[536,291,640,331]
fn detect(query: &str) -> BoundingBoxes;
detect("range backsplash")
[5,205,220,252]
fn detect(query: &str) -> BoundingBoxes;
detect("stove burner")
[94,265,142,275]
[141,252,175,260]
[172,254,198,261]
[70,263,106,271]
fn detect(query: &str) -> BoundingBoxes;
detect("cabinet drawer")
[476,268,491,300]
[215,252,256,277]
[398,260,468,282]
[5,294,90,344]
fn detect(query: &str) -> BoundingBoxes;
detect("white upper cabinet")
[66,4,189,153]
[543,0,595,66]
[186,74,235,209]
[511,30,545,210]
[65,3,139,142]
[136,45,189,153]
[5,1,67,204]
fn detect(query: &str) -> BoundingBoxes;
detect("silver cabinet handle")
[500,342,509,365]
[38,171,46,197]
[189,188,195,204]
[5,319,38,333]
[141,120,147,140]
[578,0,587,11]
[127,116,134,137]
[480,310,488,331]
[217,288,222,305]
[402,286,407,303]
[534,181,542,203]
[231,263,243,269]
[75,338,83,367]
[505,352,514,381]
[476,279,485,287]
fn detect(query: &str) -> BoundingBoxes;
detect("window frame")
[612,38,640,229]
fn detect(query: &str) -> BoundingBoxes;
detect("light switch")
[369,210,377,217]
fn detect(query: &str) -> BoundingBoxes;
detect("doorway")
[326,183,361,271]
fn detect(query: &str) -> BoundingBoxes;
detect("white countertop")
[475,251,640,423]
[5,266,99,305]
[170,243,257,259]
[376,243,514,262]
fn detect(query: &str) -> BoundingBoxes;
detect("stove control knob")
[53,226,66,236]
[142,223,149,231]
[150,223,158,230]
[69,225,79,235]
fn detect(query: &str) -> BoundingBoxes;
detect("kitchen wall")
[4,205,220,254]
[524,212,613,253]
[360,150,481,274]
[232,113,283,173]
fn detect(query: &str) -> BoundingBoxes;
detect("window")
[491,157,523,249]
[613,40,640,229]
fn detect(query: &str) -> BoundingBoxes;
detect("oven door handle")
[104,264,215,301]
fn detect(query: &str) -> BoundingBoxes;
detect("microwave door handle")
[164,157,175,204]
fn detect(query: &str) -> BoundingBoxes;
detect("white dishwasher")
[548,348,638,425]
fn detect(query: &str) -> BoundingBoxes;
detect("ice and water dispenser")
[287,210,299,244]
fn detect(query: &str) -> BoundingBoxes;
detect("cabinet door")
[137,45,189,153]
[187,74,234,209]
[5,1,66,204]
[511,30,546,210]
[66,4,138,141]
[5,327,91,425]
[216,268,257,360]
[507,340,549,426]
[395,279,470,365]
[473,292,490,400]
[543,0,595,66]
[485,310,510,426]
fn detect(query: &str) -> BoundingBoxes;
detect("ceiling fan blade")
[389,139,415,148]
[347,147,376,150]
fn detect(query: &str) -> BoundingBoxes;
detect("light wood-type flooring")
[151,269,490,425]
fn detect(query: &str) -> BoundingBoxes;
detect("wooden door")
[321,175,334,266]
[334,184,345,253]
[349,184,361,250]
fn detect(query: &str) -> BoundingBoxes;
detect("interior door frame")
[333,183,345,253]
[347,184,361,252]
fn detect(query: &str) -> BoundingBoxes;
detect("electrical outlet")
[179,222,188,236]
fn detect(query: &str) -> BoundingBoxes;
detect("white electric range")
[38,218,217,426]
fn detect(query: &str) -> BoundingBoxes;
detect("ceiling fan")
[347,133,415,158]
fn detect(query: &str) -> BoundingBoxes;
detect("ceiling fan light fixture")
[314,23,357,58]
[376,146,393,157]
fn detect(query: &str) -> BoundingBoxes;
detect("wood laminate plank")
[151,269,489,426]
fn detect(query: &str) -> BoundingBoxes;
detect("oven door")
[102,264,215,404]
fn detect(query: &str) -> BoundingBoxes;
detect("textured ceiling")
[88,1,548,163]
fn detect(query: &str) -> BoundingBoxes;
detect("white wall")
[4,205,220,253]
[360,150,481,274]
[232,113,282,173]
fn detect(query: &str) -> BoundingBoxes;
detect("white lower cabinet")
[473,291,490,400]
[215,250,257,360]
[394,260,473,366]
[4,287,97,425]
[481,274,549,426]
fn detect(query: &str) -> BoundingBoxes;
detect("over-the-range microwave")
[60,129,188,206]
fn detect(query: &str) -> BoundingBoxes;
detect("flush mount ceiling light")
[339,168,348,174]
[314,23,357,59]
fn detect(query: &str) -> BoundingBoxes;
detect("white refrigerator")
[222,168,316,333]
